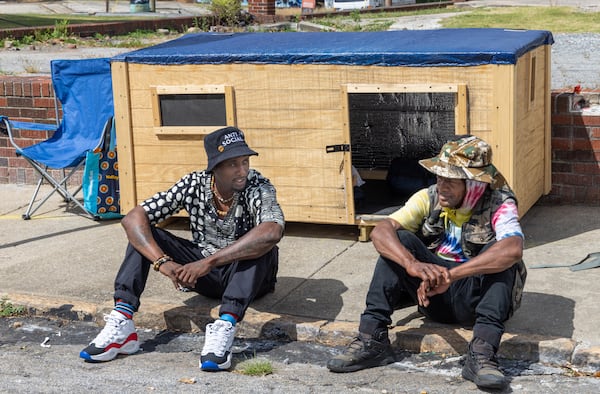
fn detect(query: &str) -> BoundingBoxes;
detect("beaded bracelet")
[153,254,173,272]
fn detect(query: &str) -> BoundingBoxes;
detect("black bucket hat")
[204,126,258,172]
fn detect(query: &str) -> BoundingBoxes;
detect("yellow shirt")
[387,188,469,262]
[388,188,430,233]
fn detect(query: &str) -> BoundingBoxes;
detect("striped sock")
[219,313,238,326]
[114,300,135,319]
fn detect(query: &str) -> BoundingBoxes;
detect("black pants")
[113,227,278,321]
[360,230,517,350]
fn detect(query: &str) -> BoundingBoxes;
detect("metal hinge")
[325,144,350,153]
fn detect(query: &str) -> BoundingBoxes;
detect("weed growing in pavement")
[193,16,211,32]
[1,18,73,48]
[18,35,35,46]
[0,297,27,317]
[21,58,41,73]
[52,19,70,39]
[61,29,180,49]
[1,36,20,48]
[109,29,175,48]
[33,29,50,42]
[114,38,143,48]
[236,357,274,376]
[360,21,395,32]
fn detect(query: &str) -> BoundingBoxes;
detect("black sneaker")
[462,338,507,390]
[327,330,395,373]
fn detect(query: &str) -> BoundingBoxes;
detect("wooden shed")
[111,29,554,235]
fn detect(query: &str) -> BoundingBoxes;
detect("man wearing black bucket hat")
[327,136,526,390]
[80,126,284,372]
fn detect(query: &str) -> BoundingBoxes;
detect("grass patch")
[236,357,274,376]
[0,13,148,30]
[441,6,600,33]
[0,297,27,317]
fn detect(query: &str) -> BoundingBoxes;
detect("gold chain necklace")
[213,197,230,217]
[211,177,234,204]
[211,177,234,217]
[215,206,229,217]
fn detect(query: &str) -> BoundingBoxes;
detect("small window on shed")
[151,85,236,135]
[160,94,226,126]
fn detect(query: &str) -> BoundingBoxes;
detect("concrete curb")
[6,291,599,371]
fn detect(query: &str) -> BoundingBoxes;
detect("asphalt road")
[2,316,600,393]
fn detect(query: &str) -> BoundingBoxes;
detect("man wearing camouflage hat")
[327,136,526,390]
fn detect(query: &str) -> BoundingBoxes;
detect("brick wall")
[540,91,600,205]
[247,0,277,23]
[0,76,67,185]
[248,0,276,15]
[1,75,599,206]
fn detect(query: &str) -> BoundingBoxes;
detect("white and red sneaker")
[79,310,139,362]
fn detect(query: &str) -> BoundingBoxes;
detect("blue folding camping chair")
[0,58,114,219]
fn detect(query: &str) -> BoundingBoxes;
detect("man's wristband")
[153,255,173,272]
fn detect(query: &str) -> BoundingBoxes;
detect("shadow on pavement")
[158,276,347,341]
[389,291,575,362]
[520,205,600,247]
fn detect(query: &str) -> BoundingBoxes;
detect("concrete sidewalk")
[1,183,599,370]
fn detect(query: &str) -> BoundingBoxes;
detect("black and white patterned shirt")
[141,169,284,256]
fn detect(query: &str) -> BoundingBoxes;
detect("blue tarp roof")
[111,29,554,67]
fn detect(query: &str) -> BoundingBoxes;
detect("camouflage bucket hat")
[419,136,506,189]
